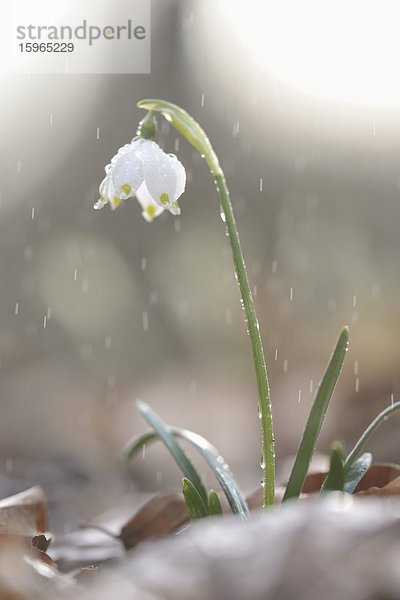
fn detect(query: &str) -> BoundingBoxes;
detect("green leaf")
[283,326,349,501]
[124,425,249,519]
[182,478,209,520]
[208,490,223,516]
[343,452,372,493]
[321,442,345,492]
[135,400,208,506]
[344,402,400,472]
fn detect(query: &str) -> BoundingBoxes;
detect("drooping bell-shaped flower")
[95,137,186,222]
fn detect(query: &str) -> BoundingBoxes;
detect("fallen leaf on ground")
[355,463,400,495]
[0,486,47,537]
[119,492,189,550]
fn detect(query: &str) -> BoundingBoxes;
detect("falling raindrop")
[24,246,33,261]
[142,311,149,331]
[225,308,232,325]
[80,343,93,360]
[14,303,19,315]
[283,358,289,373]
[298,389,302,403]
[31,207,35,219]
[352,294,357,308]
[43,315,47,329]
[141,257,147,271]
[50,113,53,125]
[355,377,360,392]
[371,282,381,300]
[81,278,89,294]
[309,380,314,394]
[149,291,158,306]
[274,349,278,361]
[107,375,116,387]
[391,393,395,405]
[104,336,112,349]
[289,287,294,302]
[74,268,78,281]
[259,178,263,192]
[96,127,100,140]
[17,160,22,173]
[201,93,205,107]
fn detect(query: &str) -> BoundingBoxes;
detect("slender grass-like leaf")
[344,402,400,473]
[208,490,223,516]
[182,478,209,520]
[136,400,208,506]
[283,326,349,501]
[321,442,345,492]
[343,452,372,493]
[124,425,249,518]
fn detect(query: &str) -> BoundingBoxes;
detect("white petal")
[96,175,122,210]
[167,201,181,216]
[139,141,186,209]
[136,183,165,222]
[110,139,144,199]
[167,153,186,200]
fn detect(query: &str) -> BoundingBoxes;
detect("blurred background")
[1,0,400,529]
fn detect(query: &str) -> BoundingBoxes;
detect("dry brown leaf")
[31,534,51,554]
[119,492,189,550]
[247,463,400,506]
[355,463,400,495]
[0,486,47,537]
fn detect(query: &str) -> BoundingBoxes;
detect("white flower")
[95,138,186,222]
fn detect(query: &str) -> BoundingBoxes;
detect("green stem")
[138,99,275,507]
[215,171,275,507]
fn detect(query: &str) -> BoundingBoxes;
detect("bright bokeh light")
[218,0,400,107]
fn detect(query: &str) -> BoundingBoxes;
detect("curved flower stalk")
[96,99,275,507]
[136,100,275,507]
[95,136,186,222]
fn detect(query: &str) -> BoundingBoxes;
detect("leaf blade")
[124,424,249,518]
[283,326,349,501]
[136,400,208,506]
[321,442,345,492]
[182,478,209,520]
[208,490,223,516]
[343,452,372,493]
[344,402,400,473]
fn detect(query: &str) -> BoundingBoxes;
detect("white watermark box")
[2,0,150,74]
